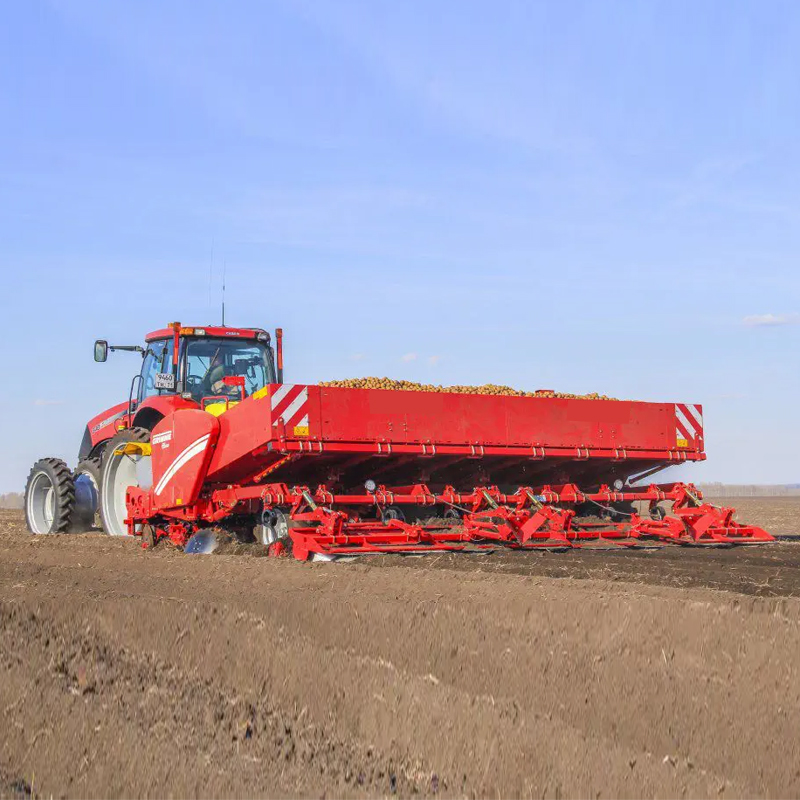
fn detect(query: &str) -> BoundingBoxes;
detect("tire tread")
[24,457,75,533]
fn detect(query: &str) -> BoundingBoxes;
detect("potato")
[318,377,618,400]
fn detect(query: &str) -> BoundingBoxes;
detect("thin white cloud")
[34,399,64,407]
[427,355,441,366]
[743,313,800,327]
[349,353,365,361]
[401,352,417,362]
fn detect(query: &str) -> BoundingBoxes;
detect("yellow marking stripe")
[204,401,240,417]
[114,442,152,456]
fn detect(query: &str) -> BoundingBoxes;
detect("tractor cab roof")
[145,325,269,343]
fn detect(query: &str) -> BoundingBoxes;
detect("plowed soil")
[1,499,799,799]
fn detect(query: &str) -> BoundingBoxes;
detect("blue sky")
[1,0,799,491]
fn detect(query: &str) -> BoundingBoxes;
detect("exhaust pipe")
[276,328,284,383]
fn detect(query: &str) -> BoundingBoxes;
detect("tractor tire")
[100,427,151,537]
[24,458,75,534]
[72,456,102,530]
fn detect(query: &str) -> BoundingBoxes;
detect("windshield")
[184,337,275,400]
[140,338,175,401]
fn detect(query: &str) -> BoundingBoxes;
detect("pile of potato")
[318,377,617,400]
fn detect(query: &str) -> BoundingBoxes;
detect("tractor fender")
[133,395,198,432]
[79,396,200,461]
[79,401,129,460]
[149,410,220,512]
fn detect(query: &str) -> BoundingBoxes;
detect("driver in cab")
[204,352,233,396]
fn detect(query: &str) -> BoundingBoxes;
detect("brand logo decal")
[152,431,173,447]
[92,413,123,434]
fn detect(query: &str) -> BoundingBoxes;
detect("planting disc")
[184,530,219,555]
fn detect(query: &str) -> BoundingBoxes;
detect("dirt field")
[1,499,800,799]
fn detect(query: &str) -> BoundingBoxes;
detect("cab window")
[184,338,274,401]
[139,339,174,400]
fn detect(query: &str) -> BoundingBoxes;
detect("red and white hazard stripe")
[271,384,309,429]
[674,403,703,444]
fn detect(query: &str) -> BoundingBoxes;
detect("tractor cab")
[182,335,274,403]
[135,326,278,406]
[90,323,282,438]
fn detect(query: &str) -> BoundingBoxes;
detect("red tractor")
[24,322,773,557]
[25,323,282,540]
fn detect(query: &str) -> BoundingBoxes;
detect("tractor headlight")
[364,479,377,493]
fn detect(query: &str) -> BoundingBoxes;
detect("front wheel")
[24,458,75,534]
[100,427,152,536]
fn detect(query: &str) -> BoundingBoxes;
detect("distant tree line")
[0,492,23,509]
[699,483,800,497]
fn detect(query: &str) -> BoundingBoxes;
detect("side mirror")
[94,340,108,362]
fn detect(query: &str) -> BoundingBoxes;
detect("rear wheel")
[24,458,75,534]
[100,427,151,536]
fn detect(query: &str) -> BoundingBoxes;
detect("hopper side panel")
[317,387,693,452]
[205,390,275,478]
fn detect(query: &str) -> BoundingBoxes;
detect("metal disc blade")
[184,530,219,555]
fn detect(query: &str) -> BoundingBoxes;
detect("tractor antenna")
[221,260,227,326]
[208,238,215,315]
